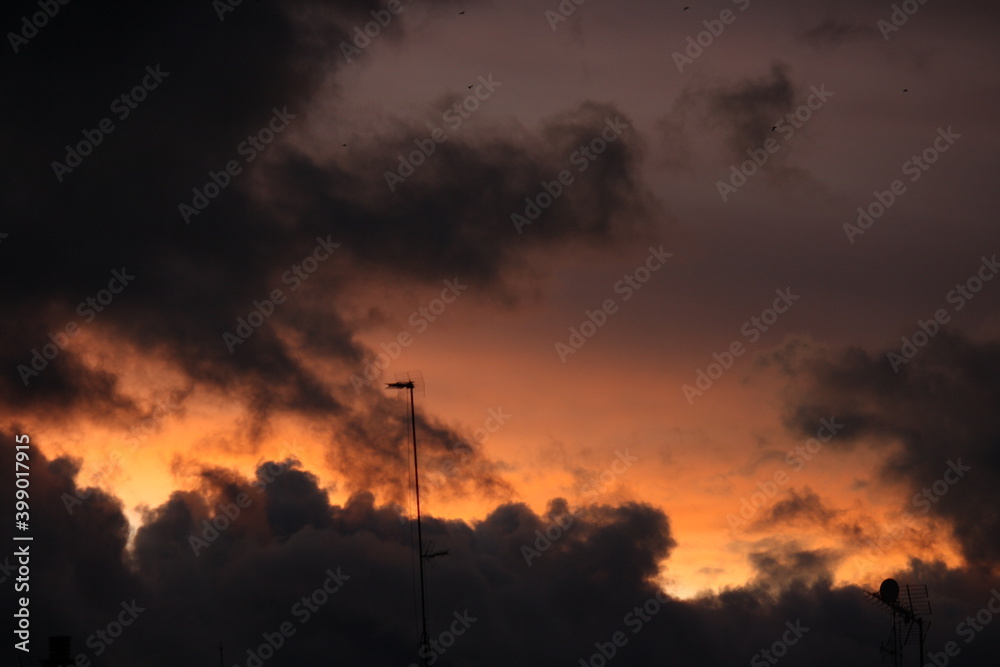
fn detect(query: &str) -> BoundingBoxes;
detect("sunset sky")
[2,0,999,665]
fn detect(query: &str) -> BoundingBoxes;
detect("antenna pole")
[409,384,431,665]
[868,580,930,667]
[387,376,439,667]
[389,380,431,667]
[917,618,924,667]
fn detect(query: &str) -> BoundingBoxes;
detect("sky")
[2,0,999,665]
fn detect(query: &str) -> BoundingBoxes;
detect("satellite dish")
[880,578,900,605]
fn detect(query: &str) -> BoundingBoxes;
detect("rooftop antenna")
[867,578,931,666]
[387,371,446,667]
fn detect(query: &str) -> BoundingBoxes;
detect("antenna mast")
[867,578,931,667]
[387,372,440,667]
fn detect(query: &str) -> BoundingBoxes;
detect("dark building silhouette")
[40,636,72,667]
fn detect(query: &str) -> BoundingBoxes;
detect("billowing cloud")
[772,330,1000,569]
[4,432,998,665]
[4,0,999,664]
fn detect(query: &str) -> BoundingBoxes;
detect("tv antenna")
[867,578,931,666]
[387,371,447,667]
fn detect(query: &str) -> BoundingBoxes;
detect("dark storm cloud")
[0,430,142,660]
[782,0,881,47]
[801,17,872,47]
[0,323,137,419]
[1,2,661,592]
[657,62,826,192]
[1,1,663,434]
[752,487,839,530]
[328,387,515,504]
[771,330,1000,569]
[706,63,796,158]
[6,433,998,666]
[748,542,841,593]
[1,0,364,419]
[658,64,793,166]
[263,99,660,292]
